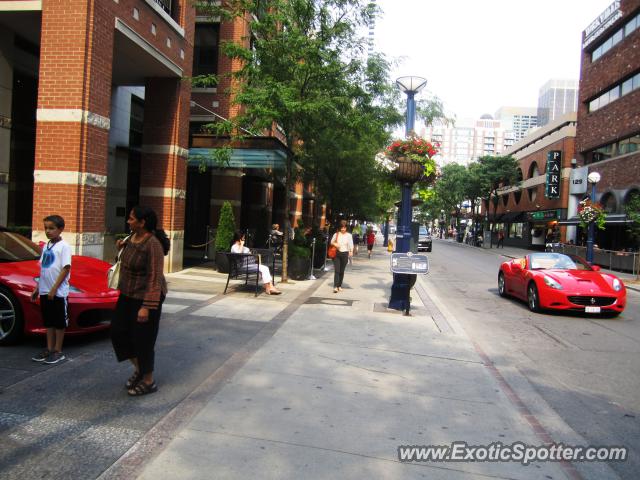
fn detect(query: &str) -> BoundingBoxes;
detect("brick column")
[32,0,114,257]
[140,77,191,272]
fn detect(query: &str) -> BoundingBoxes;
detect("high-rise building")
[494,106,538,142]
[537,79,579,126]
[421,115,515,166]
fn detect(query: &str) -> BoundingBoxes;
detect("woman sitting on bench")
[231,231,281,295]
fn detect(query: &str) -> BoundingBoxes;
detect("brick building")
[184,7,324,258]
[0,0,195,271]
[575,0,640,250]
[492,114,577,249]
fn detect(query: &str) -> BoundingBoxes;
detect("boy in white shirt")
[30,215,72,364]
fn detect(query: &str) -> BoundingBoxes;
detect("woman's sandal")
[266,289,282,295]
[125,372,142,389]
[128,381,157,396]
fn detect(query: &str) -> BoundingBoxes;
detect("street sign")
[390,252,430,274]
[545,151,561,199]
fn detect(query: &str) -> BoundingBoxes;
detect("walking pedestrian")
[111,206,169,396]
[497,229,505,248]
[331,220,353,293]
[365,226,376,259]
[30,215,71,365]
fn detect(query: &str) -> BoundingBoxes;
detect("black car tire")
[498,272,508,297]
[527,282,541,313]
[0,287,24,345]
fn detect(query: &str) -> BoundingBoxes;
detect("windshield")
[419,227,429,235]
[0,231,41,262]
[528,253,590,270]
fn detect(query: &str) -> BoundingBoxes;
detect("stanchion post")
[203,225,210,260]
[308,237,317,280]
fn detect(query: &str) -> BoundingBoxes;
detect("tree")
[202,0,403,279]
[625,192,640,246]
[433,163,469,231]
[475,155,520,246]
[214,201,236,252]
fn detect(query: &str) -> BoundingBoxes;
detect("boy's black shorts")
[367,244,374,251]
[40,295,69,329]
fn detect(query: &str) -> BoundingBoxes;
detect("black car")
[418,226,432,252]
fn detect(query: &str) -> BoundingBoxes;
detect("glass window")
[589,98,599,112]
[510,223,523,239]
[612,29,623,46]
[599,91,610,108]
[633,73,640,89]
[621,78,633,96]
[625,16,637,36]
[609,86,620,102]
[592,45,603,62]
[193,23,220,77]
[602,37,613,54]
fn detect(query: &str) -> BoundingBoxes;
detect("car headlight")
[612,278,623,291]
[543,276,563,290]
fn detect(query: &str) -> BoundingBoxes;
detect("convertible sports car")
[498,252,626,316]
[0,229,119,345]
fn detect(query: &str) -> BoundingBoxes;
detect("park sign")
[545,151,561,199]
[390,252,429,275]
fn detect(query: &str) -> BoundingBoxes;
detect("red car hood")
[542,269,620,294]
[0,256,113,296]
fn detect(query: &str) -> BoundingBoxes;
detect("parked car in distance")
[498,252,625,316]
[418,226,432,252]
[0,228,119,345]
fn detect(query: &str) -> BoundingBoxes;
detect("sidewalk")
[104,252,576,479]
[436,237,640,292]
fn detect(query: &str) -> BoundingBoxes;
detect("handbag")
[327,233,339,259]
[107,236,130,289]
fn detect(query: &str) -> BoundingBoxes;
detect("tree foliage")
[214,201,236,252]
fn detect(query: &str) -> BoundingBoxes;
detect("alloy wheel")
[527,284,539,312]
[0,291,17,340]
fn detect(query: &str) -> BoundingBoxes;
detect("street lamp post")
[388,76,427,312]
[586,171,601,264]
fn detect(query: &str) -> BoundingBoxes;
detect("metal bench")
[222,250,275,296]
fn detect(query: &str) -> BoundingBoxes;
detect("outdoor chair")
[222,249,276,296]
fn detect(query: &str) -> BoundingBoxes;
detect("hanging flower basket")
[577,199,606,230]
[384,136,439,185]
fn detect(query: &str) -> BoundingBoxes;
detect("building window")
[528,187,537,202]
[193,23,220,77]
[601,192,617,213]
[510,223,524,239]
[591,12,640,62]
[528,162,540,179]
[586,132,640,164]
[587,71,640,113]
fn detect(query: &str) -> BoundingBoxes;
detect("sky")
[374,0,614,120]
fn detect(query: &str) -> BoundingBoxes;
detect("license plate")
[585,306,601,313]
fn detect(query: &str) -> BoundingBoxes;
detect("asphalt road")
[423,239,640,480]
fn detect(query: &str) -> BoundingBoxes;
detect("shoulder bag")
[107,236,130,289]
[327,233,338,259]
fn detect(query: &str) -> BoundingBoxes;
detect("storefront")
[528,209,564,249]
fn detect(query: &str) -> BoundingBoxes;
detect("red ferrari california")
[498,252,626,316]
[0,229,119,345]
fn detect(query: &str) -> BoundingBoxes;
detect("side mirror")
[591,265,601,271]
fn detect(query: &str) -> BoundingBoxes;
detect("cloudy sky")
[374,0,613,119]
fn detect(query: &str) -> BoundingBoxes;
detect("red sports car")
[0,229,119,345]
[498,252,626,316]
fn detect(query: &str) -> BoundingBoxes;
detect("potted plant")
[214,201,236,273]
[383,135,439,184]
[287,220,312,280]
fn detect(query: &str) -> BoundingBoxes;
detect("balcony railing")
[151,0,172,16]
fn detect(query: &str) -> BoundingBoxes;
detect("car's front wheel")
[0,287,24,345]
[498,272,507,297]
[527,282,540,312]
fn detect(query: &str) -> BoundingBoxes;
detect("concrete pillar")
[32,0,114,257]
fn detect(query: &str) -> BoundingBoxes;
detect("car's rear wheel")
[498,272,507,297]
[0,287,24,345]
[527,282,540,312]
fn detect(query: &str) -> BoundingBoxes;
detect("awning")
[189,147,288,169]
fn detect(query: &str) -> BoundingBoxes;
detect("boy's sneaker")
[44,351,66,364]
[31,350,51,362]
